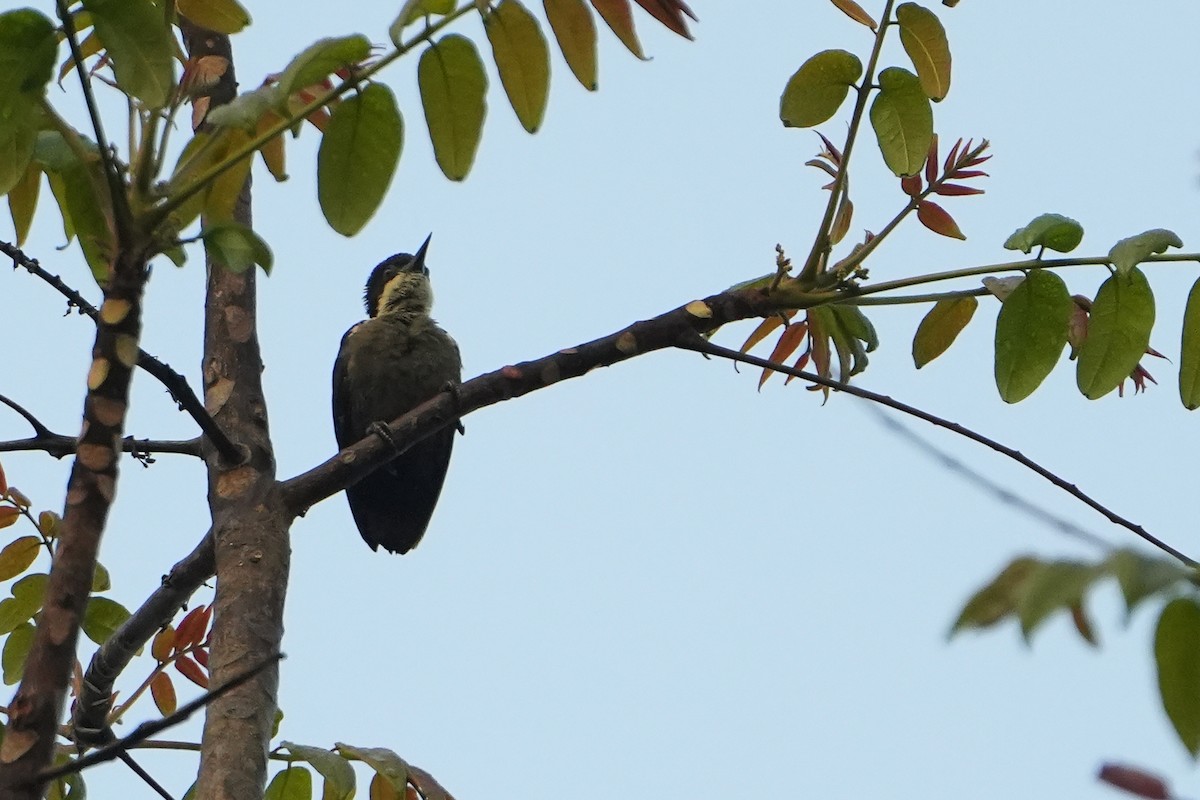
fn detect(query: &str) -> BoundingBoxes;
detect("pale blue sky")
[3,2,1200,798]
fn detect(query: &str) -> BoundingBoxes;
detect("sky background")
[3,1,1200,798]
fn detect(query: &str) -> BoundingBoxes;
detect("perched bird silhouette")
[332,235,462,553]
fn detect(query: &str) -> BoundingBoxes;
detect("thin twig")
[42,654,283,783]
[675,331,1197,567]
[2,240,241,462]
[0,396,52,438]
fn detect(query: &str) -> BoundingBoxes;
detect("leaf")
[91,562,110,592]
[82,596,131,645]
[1003,213,1083,254]
[916,199,964,239]
[590,0,645,59]
[204,129,254,223]
[257,111,288,181]
[280,742,356,800]
[486,1,551,133]
[369,773,401,800]
[264,766,313,800]
[0,508,17,531]
[37,510,59,539]
[912,296,977,368]
[82,0,175,108]
[8,161,40,246]
[335,744,410,793]
[174,605,209,651]
[2,622,33,685]
[418,35,488,181]
[869,67,932,176]
[150,672,176,715]
[176,0,252,34]
[949,556,1039,635]
[201,220,274,274]
[317,83,403,236]
[1014,560,1101,642]
[830,194,853,245]
[0,537,41,582]
[1180,278,1200,409]
[632,0,696,39]
[0,9,56,195]
[1106,549,1191,618]
[830,0,877,30]
[1108,228,1183,277]
[779,49,863,129]
[758,321,808,388]
[151,625,175,662]
[0,573,48,635]
[1097,764,1170,800]
[895,2,951,101]
[1155,597,1200,756]
[544,0,598,90]
[993,268,1071,403]
[176,654,209,688]
[276,35,372,101]
[392,0,457,38]
[1076,268,1155,400]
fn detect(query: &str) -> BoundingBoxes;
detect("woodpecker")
[332,235,462,554]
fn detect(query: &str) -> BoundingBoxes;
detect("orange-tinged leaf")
[370,773,402,800]
[590,0,645,59]
[194,646,209,668]
[912,295,977,368]
[632,0,696,39]
[151,671,177,715]
[0,461,6,496]
[544,0,598,90]
[760,322,809,389]
[829,0,876,30]
[933,182,983,196]
[176,654,209,688]
[924,133,938,184]
[0,536,40,581]
[916,199,964,239]
[485,0,551,134]
[830,194,853,245]
[256,111,287,181]
[1071,603,1098,647]
[900,174,921,196]
[37,511,59,539]
[174,604,208,652]
[739,313,792,355]
[0,507,20,531]
[151,626,174,662]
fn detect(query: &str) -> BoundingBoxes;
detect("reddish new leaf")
[942,137,961,174]
[173,604,208,652]
[151,672,177,716]
[0,460,7,496]
[916,199,965,239]
[194,646,209,668]
[924,132,938,184]
[1098,764,1169,800]
[740,312,795,355]
[632,0,696,39]
[590,0,645,58]
[829,0,877,30]
[759,322,809,389]
[933,182,983,196]
[176,654,209,688]
[900,174,921,197]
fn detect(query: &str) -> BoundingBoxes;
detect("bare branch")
[676,332,1197,567]
[2,241,242,463]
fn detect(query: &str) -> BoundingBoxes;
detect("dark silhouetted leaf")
[912,296,976,367]
[896,2,951,101]
[1076,268,1154,400]
[1003,213,1083,254]
[1155,597,1200,756]
[419,35,488,181]
[632,0,696,39]
[994,269,1071,403]
[780,49,863,128]
[869,67,931,176]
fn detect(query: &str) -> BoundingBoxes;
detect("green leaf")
[280,743,355,800]
[544,0,598,90]
[779,49,863,128]
[868,66,932,176]
[1076,267,1154,400]
[0,536,40,582]
[91,562,110,593]
[912,296,977,368]
[1108,228,1183,277]
[81,596,132,645]
[591,0,646,59]
[201,221,274,274]
[317,83,403,236]
[1155,597,1200,757]
[176,0,252,34]
[0,573,48,635]
[486,0,551,133]
[1106,549,1192,618]
[2,622,33,685]
[276,35,371,100]
[1014,560,1101,642]
[335,743,409,792]
[0,9,56,195]
[82,0,175,109]
[205,86,278,131]
[1002,213,1083,254]
[7,161,40,246]
[949,556,1039,636]
[418,34,488,181]
[264,766,313,800]
[390,0,456,42]
[993,269,1071,403]
[895,2,951,101]
[1180,278,1200,410]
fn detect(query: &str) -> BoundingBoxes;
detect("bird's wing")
[331,323,361,450]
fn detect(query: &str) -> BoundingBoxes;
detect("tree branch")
[1,241,242,462]
[675,332,1197,567]
[0,395,201,460]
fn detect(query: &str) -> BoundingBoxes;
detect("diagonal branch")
[2,240,241,462]
[675,332,1196,567]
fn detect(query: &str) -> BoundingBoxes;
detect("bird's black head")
[364,234,432,318]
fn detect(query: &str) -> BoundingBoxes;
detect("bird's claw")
[443,381,466,436]
[368,421,400,452]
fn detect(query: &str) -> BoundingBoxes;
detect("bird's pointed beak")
[412,233,432,275]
